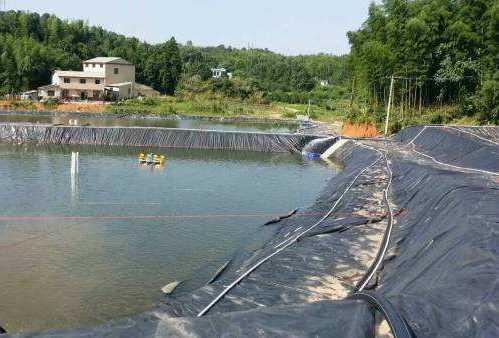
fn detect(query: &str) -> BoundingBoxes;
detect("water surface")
[0,143,333,332]
[0,114,297,133]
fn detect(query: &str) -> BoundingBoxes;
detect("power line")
[387,75,479,82]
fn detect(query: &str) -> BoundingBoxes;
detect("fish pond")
[0,143,335,332]
[0,114,297,133]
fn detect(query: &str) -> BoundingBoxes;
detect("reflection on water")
[0,143,333,332]
[0,114,297,133]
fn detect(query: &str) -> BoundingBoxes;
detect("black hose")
[355,151,393,291]
[264,209,298,225]
[207,260,231,284]
[348,290,414,338]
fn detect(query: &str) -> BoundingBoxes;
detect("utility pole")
[349,77,355,114]
[384,75,395,136]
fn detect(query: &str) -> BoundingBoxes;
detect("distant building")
[211,68,233,79]
[320,80,329,87]
[38,57,159,101]
[20,90,38,100]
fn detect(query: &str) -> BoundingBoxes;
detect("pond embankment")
[0,123,327,153]
[0,109,299,124]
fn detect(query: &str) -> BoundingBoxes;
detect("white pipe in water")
[71,151,79,196]
[71,152,79,175]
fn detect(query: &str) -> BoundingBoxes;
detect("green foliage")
[282,110,297,118]
[348,0,499,126]
[150,37,182,95]
[142,96,159,106]
[42,97,59,109]
[0,10,349,105]
[475,80,499,124]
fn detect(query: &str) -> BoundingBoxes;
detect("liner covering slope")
[0,123,319,152]
[396,125,499,173]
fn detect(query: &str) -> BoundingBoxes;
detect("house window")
[93,91,100,98]
[64,78,70,83]
[95,79,101,84]
[80,79,86,84]
[84,64,88,68]
[100,64,103,68]
[48,90,55,97]
[62,89,69,98]
[114,68,119,75]
[92,63,96,68]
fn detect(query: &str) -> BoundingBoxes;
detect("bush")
[42,98,59,110]
[475,80,499,124]
[390,120,403,133]
[143,97,159,106]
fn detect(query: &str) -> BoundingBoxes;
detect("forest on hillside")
[348,0,499,125]
[0,10,347,103]
[1,2,499,126]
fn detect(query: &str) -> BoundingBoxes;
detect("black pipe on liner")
[355,149,394,291]
[348,291,414,338]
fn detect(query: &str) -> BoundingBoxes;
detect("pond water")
[0,143,334,332]
[0,114,297,133]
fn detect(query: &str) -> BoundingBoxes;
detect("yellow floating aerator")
[139,153,165,165]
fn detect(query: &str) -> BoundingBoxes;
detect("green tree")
[158,37,182,95]
[0,41,19,94]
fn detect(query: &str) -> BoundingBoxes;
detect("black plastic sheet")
[0,123,320,153]
[4,301,372,338]
[396,125,499,173]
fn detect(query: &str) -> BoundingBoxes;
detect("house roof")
[134,83,156,90]
[38,84,59,90]
[54,70,105,78]
[106,82,133,87]
[83,57,132,65]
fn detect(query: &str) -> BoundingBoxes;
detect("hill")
[0,10,348,105]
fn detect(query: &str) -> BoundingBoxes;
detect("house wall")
[52,73,60,85]
[83,63,106,74]
[39,87,61,99]
[104,64,135,85]
[62,89,103,100]
[114,83,133,100]
[57,77,105,91]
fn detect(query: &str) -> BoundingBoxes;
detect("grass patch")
[107,95,347,123]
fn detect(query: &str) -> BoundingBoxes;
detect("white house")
[20,90,38,100]
[211,68,233,79]
[38,57,159,101]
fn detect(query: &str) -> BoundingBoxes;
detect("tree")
[0,41,19,94]
[158,37,182,95]
[0,10,350,104]
[347,0,499,125]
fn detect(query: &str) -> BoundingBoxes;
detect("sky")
[7,0,377,56]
